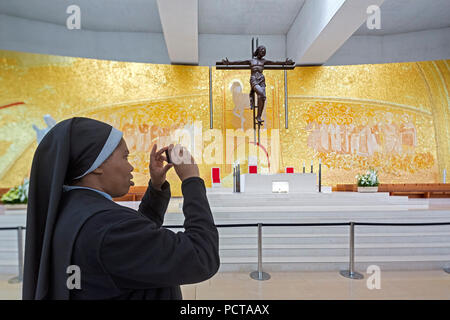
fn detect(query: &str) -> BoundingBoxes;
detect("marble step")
[217,256,450,272]
[0,260,19,275]
[206,195,412,203]
[207,201,419,208]
[219,255,450,263]
[206,192,394,199]
[217,244,450,257]
[165,225,450,238]
[217,232,450,245]
[206,202,418,209]
[167,209,450,219]
[208,205,429,212]
[163,218,450,228]
[162,211,450,223]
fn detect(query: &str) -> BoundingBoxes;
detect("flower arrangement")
[1,178,29,204]
[356,169,379,187]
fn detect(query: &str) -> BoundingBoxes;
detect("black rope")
[1,221,450,231]
[355,222,450,226]
[0,227,25,231]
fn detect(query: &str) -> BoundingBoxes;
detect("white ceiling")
[0,0,163,33]
[198,0,305,35]
[1,0,448,35]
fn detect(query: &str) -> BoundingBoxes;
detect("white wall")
[0,14,171,64]
[326,27,450,65]
[1,14,448,66]
[0,14,287,66]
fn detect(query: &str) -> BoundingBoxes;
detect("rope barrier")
[2,221,450,283]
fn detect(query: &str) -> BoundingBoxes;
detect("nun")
[22,117,220,299]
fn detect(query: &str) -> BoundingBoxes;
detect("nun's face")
[98,138,134,197]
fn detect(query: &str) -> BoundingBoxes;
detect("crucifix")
[216,38,295,144]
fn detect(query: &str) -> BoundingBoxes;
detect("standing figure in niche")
[400,113,417,153]
[380,112,402,154]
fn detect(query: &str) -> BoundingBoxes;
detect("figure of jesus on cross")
[216,40,295,126]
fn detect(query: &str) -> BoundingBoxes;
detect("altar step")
[121,192,430,212]
[1,200,449,274]
[206,198,414,205]
[208,205,428,212]
[206,192,395,200]
[162,210,450,224]
[165,204,450,272]
[217,244,450,257]
[216,232,450,245]
[218,256,450,272]
[205,192,428,211]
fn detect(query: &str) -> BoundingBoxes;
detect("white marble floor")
[2,270,449,300]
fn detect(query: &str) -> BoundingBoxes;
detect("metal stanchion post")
[9,226,24,284]
[250,223,270,281]
[340,222,363,280]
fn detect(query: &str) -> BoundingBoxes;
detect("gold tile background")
[0,50,448,196]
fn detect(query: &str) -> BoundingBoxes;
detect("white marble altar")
[240,173,317,193]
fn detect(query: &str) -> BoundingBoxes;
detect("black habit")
[23,117,220,300]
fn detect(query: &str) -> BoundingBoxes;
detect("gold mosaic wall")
[285,62,449,185]
[0,50,210,195]
[0,50,448,196]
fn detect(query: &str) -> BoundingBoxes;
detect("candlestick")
[233,166,236,193]
[319,162,322,192]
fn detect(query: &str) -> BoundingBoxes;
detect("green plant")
[356,169,379,187]
[1,178,29,204]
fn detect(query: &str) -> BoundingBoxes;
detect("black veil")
[23,117,121,299]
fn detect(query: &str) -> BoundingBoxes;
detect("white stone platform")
[240,173,317,193]
[114,193,449,273]
[1,194,449,274]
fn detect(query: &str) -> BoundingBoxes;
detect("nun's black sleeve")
[100,177,220,289]
[138,180,171,228]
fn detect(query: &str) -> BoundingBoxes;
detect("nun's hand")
[150,144,173,190]
[169,144,200,182]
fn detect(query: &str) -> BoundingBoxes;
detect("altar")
[240,173,317,194]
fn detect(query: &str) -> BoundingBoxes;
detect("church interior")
[0,0,449,300]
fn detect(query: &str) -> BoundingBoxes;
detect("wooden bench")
[113,186,147,201]
[334,183,450,198]
[0,188,9,198]
[0,187,149,202]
